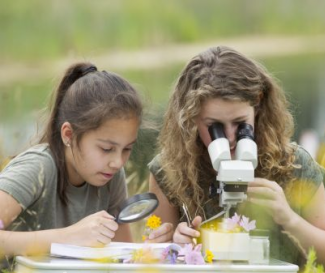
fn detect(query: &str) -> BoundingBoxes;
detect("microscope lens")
[209,122,226,140]
[237,123,254,141]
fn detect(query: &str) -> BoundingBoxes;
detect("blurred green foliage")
[1,53,324,139]
[1,0,325,62]
[1,0,324,192]
[0,79,50,120]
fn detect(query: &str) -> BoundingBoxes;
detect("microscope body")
[208,123,257,212]
[202,123,260,261]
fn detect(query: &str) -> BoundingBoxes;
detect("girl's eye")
[101,148,113,153]
[124,147,133,152]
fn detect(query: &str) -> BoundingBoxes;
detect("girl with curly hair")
[147,46,325,266]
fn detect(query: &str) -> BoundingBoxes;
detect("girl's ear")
[61,122,73,146]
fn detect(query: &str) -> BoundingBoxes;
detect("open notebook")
[50,242,181,260]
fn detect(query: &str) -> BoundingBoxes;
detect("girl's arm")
[248,178,325,264]
[285,182,325,263]
[0,228,62,257]
[0,190,58,256]
[149,173,201,244]
[146,173,176,243]
[0,190,123,257]
[0,190,22,229]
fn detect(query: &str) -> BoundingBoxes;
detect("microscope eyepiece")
[236,123,254,141]
[208,122,226,140]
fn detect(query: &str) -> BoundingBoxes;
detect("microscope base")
[201,230,250,261]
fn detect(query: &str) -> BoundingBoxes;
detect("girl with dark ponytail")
[0,62,143,258]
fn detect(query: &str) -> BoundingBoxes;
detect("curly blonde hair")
[158,46,296,216]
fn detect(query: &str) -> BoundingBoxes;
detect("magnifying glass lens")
[118,200,157,221]
[116,193,159,223]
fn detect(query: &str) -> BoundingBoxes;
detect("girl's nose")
[224,125,237,145]
[109,154,124,170]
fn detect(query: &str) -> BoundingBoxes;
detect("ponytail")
[39,63,98,205]
[52,64,97,129]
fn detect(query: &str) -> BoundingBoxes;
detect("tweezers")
[182,203,197,245]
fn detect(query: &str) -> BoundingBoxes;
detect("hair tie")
[81,65,97,76]
[216,46,221,53]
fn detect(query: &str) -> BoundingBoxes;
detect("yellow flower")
[303,247,324,273]
[205,250,214,263]
[132,247,158,264]
[146,214,161,229]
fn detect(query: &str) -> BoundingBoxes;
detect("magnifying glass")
[116,192,159,223]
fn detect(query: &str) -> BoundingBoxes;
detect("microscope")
[202,124,265,262]
[208,122,258,217]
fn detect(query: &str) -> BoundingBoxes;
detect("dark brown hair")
[39,62,142,204]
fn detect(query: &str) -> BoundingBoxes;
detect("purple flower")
[0,219,4,230]
[161,246,170,261]
[239,216,256,232]
[223,213,241,231]
[224,218,238,230]
[161,246,178,264]
[179,244,194,256]
[231,213,241,224]
[185,251,205,265]
[222,213,256,232]
[179,244,205,265]
[169,252,178,264]
[193,244,202,253]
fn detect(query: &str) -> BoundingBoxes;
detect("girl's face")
[66,117,139,187]
[196,98,255,158]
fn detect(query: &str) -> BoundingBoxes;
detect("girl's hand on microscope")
[173,216,202,244]
[247,178,295,227]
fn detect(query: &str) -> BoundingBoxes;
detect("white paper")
[50,242,181,260]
